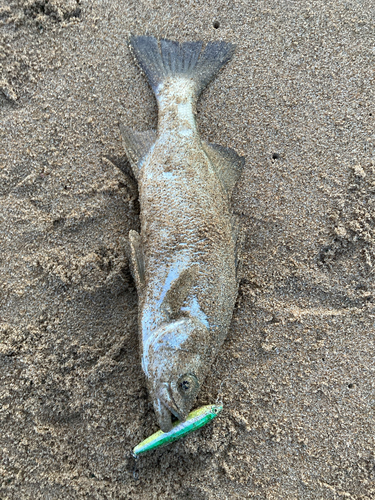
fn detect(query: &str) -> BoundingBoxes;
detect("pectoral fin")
[129,230,145,293]
[203,142,244,198]
[161,264,199,318]
[119,125,156,179]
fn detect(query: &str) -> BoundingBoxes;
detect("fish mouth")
[154,383,187,432]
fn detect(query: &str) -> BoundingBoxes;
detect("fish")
[133,404,223,456]
[120,36,244,432]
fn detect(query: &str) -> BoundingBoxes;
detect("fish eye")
[180,379,191,391]
[177,373,198,396]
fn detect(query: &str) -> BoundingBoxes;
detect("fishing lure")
[133,404,223,456]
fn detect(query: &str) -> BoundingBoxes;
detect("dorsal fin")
[119,125,156,179]
[128,230,145,293]
[161,264,199,318]
[203,142,244,198]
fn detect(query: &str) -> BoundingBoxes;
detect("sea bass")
[121,36,244,432]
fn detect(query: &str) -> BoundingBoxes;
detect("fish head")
[144,316,209,432]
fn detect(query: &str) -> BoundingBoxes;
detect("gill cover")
[142,263,212,431]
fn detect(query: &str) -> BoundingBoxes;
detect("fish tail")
[129,36,235,98]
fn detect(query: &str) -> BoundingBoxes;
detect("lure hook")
[132,453,139,481]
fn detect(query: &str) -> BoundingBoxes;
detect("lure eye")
[180,379,191,391]
[177,373,199,397]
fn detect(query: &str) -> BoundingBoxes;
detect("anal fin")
[119,125,156,179]
[203,142,245,198]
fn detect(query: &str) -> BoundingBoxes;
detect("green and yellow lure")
[133,405,223,456]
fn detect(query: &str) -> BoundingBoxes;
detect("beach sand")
[1,0,374,498]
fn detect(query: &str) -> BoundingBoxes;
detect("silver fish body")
[121,37,243,432]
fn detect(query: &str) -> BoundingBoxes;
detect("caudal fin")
[129,36,235,97]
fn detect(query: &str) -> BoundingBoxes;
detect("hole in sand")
[272,153,280,159]
[213,21,220,29]
[347,383,354,389]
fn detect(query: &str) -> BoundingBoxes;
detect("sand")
[1,0,374,498]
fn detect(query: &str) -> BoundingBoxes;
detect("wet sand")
[1,0,374,498]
